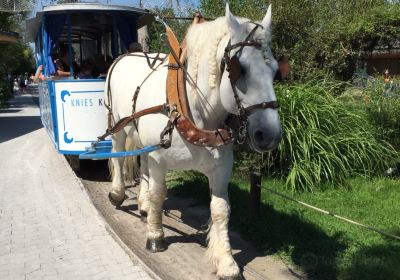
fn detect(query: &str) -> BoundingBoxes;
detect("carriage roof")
[26,3,154,42]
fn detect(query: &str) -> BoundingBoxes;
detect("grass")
[167,171,400,280]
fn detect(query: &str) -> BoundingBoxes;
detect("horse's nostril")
[253,129,275,150]
[254,130,264,144]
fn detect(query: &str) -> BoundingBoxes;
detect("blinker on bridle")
[220,23,279,144]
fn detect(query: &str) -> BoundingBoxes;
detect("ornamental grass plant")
[234,80,398,192]
[363,79,400,150]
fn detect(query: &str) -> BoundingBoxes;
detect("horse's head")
[219,4,282,152]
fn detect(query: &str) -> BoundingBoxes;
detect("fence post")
[250,171,261,216]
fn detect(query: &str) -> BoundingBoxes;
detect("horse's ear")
[261,5,272,32]
[225,3,240,34]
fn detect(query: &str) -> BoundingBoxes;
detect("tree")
[148,6,193,53]
[0,12,34,74]
[199,0,400,80]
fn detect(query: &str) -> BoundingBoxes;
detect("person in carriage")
[54,44,79,78]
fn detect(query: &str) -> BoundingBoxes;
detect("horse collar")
[165,26,235,148]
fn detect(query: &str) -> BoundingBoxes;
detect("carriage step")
[79,141,162,160]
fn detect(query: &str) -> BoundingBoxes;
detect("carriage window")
[80,38,96,63]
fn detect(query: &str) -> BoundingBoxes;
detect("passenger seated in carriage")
[54,44,79,78]
[33,65,45,83]
[92,54,112,78]
[128,42,143,53]
[77,59,94,79]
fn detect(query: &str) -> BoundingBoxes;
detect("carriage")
[26,3,153,169]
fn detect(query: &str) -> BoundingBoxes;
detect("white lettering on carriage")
[70,99,95,107]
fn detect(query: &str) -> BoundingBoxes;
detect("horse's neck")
[185,35,230,130]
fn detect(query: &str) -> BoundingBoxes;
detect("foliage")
[362,79,400,150]
[0,10,34,109]
[0,12,35,77]
[0,80,12,107]
[148,7,193,53]
[167,172,400,280]
[234,80,398,191]
[0,42,35,75]
[199,0,400,80]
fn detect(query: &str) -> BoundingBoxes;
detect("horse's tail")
[108,136,140,185]
[124,136,140,184]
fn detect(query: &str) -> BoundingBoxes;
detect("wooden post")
[250,171,261,216]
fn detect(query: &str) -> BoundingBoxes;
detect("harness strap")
[143,52,162,69]
[98,104,168,141]
[105,52,167,131]
[244,101,279,116]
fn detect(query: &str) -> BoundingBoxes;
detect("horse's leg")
[137,154,150,222]
[145,158,167,252]
[108,132,127,207]
[206,160,241,279]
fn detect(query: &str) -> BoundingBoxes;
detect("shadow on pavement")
[0,109,22,114]
[0,116,42,143]
[7,94,39,108]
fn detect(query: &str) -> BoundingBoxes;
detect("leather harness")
[99,20,279,149]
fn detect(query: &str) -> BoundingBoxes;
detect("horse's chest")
[157,144,226,172]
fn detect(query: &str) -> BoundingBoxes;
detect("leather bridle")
[220,23,279,144]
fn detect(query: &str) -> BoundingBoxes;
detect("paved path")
[0,91,155,280]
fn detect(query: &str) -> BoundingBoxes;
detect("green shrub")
[363,79,400,150]
[234,80,398,192]
[0,81,12,107]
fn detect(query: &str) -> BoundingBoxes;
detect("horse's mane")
[185,16,271,95]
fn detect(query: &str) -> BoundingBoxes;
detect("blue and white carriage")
[26,3,153,167]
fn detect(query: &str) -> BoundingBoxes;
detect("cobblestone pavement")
[0,91,155,280]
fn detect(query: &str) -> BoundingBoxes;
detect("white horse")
[107,4,282,279]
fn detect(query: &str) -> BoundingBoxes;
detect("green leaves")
[275,80,398,191]
[0,81,12,107]
[198,0,399,80]
[235,80,398,191]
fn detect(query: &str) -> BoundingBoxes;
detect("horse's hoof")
[146,238,167,253]
[140,210,147,223]
[108,192,127,207]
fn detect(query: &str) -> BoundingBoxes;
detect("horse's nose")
[253,127,282,151]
